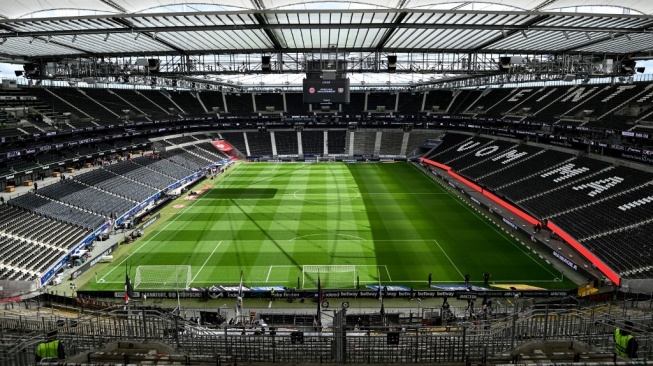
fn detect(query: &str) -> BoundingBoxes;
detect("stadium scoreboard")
[302,78,350,104]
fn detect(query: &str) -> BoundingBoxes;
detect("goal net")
[134,265,192,290]
[302,265,356,289]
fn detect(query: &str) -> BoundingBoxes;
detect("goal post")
[134,265,192,290]
[302,265,357,289]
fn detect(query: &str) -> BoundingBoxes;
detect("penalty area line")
[190,241,223,284]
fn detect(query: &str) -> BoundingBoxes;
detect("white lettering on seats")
[571,177,624,197]
[540,163,590,183]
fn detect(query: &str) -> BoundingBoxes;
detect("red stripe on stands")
[547,222,620,286]
[419,157,450,171]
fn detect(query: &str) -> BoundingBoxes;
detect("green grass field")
[83,162,575,291]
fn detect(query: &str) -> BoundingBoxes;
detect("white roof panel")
[576,33,653,53]
[490,30,604,52]
[55,33,174,54]
[539,0,653,14]
[0,36,83,56]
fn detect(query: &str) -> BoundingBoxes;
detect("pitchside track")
[84,162,575,291]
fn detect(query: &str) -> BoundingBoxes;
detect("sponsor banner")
[211,140,233,152]
[502,217,518,230]
[431,285,493,292]
[81,288,570,300]
[251,286,287,292]
[365,285,411,291]
[139,213,161,230]
[553,250,578,271]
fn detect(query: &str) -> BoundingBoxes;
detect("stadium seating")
[169,91,206,115]
[379,131,404,156]
[447,139,519,172]
[165,149,213,171]
[198,91,225,113]
[550,184,653,240]
[519,166,653,218]
[396,92,423,113]
[245,131,273,156]
[50,88,119,124]
[423,90,455,113]
[189,142,228,161]
[495,156,613,202]
[37,179,136,217]
[224,92,254,114]
[301,130,324,155]
[462,88,519,116]
[284,93,306,115]
[9,192,106,230]
[166,135,198,145]
[132,155,194,180]
[137,90,181,115]
[274,131,299,155]
[255,93,284,112]
[105,159,176,190]
[0,204,91,280]
[459,144,546,181]
[582,226,653,278]
[326,130,347,155]
[404,130,440,157]
[74,168,159,202]
[367,92,396,112]
[117,90,170,117]
[427,135,495,163]
[81,88,142,119]
[352,130,376,156]
[340,93,365,114]
[219,132,247,155]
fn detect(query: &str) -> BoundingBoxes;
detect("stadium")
[0,0,652,364]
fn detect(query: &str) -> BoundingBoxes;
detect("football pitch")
[83,162,575,292]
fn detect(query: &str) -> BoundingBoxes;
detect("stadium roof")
[1,1,652,89]
[1,0,653,58]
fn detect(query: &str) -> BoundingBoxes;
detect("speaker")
[262,56,271,72]
[387,332,400,345]
[388,55,397,72]
[291,331,304,344]
[148,59,160,72]
[621,59,636,74]
[498,57,511,71]
[23,63,39,75]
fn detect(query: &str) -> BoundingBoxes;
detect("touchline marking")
[384,265,392,282]
[433,239,464,279]
[411,164,559,279]
[190,241,223,284]
[266,266,273,282]
[289,233,367,241]
[99,163,246,283]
